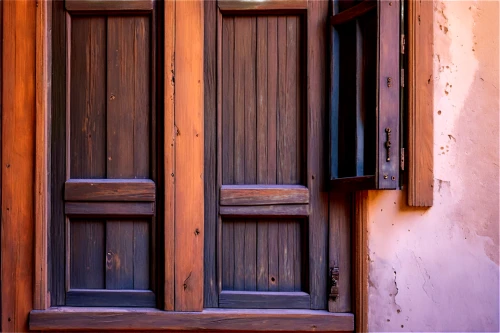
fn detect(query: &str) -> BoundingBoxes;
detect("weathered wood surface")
[66,290,155,307]
[354,191,369,332]
[30,308,354,331]
[174,0,204,311]
[2,0,36,331]
[220,205,309,217]
[65,0,154,12]
[408,0,434,206]
[220,185,309,206]
[65,179,156,202]
[218,0,307,12]
[330,0,377,26]
[219,291,310,309]
[65,202,155,217]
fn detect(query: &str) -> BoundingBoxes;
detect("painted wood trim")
[220,184,309,205]
[164,0,176,312]
[65,202,155,217]
[65,179,156,202]
[30,308,354,331]
[407,0,434,206]
[219,291,311,309]
[1,0,36,330]
[220,204,309,217]
[353,191,368,333]
[218,0,307,12]
[65,0,154,12]
[34,0,51,311]
[174,0,204,311]
[66,290,156,307]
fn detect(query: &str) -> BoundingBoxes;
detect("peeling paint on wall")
[367,1,499,332]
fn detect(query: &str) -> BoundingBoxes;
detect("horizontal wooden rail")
[220,185,309,206]
[219,291,310,309]
[220,204,309,217]
[218,0,307,12]
[30,308,354,331]
[65,179,156,202]
[66,289,155,307]
[65,0,154,12]
[65,202,155,217]
[330,175,375,191]
[330,0,377,26]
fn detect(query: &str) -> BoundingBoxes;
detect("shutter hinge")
[401,148,405,171]
[329,267,340,301]
[401,34,405,54]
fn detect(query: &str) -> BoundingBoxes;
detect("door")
[204,0,336,311]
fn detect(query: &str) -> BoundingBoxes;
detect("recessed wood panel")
[222,219,305,292]
[221,15,305,186]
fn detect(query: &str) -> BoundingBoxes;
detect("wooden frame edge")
[353,191,368,333]
[407,0,434,207]
[34,0,51,311]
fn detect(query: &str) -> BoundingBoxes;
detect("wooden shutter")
[329,0,401,190]
[57,0,158,307]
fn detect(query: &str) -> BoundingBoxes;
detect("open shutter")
[330,0,401,190]
[61,0,158,307]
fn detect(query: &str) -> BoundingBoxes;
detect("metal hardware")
[401,34,405,54]
[387,77,392,87]
[329,267,340,301]
[385,128,392,161]
[401,148,405,170]
[401,68,405,87]
[384,175,388,179]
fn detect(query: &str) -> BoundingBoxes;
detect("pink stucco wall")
[367,1,499,331]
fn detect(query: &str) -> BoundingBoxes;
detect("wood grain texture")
[218,0,307,12]
[408,0,434,206]
[376,0,400,188]
[164,0,176,311]
[65,179,156,201]
[35,0,51,310]
[1,0,36,330]
[307,0,330,309]
[174,0,204,311]
[66,290,155,307]
[30,308,354,331]
[353,191,368,333]
[65,202,155,217]
[65,0,154,12]
[330,0,377,26]
[222,219,303,292]
[219,291,310,309]
[220,205,309,217]
[220,185,309,205]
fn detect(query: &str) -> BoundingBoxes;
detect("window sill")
[30,307,354,331]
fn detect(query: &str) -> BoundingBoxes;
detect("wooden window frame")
[0,0,431,331]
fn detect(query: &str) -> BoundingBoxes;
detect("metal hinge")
[401,34,405,54]
[401,148,405,171]
[329,267,340,301]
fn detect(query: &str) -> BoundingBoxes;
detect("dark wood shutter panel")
[330,0,401,190]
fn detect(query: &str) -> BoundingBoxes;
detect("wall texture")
[367,1,499,331]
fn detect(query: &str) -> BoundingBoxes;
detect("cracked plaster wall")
[367,1,499,331]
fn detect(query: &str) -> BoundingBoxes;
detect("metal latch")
[329,267,340,301]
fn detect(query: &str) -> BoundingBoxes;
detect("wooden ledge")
[29,307,354,331]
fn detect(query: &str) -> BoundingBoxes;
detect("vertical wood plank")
[203,0,218,307]
[107,16,150,179]
[278,221,292,290]
[164,0,175,310]
[355,21,365,177]
[35,0,51,310]
[308,0,330,309]
[276,16,286,184]
[133,221,150,290]
[106,221,134,289]
[408,0,434,206]
[354,191,368,332]
[222,221,235,290]
[285,16,298,183]
[174,0,204,311]
[256,16,269,291]
[1,0,36,330]
[233,221,245,290]
[233,17,245,186]
[328,192,352,312]
[70,17,106,179]
[70,220,105,289]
